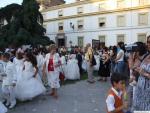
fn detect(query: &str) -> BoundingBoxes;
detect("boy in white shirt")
[2,53,17,109]
[106,72,128,113]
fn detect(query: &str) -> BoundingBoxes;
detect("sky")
[0,0,75,8]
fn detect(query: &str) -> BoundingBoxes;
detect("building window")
[99,17,106,28]
[77,20,84,30]
[138,13,148,26]
[58,10,63,17]
[139,0,148,5]
[99,35,106,47]
[58,22,63,31]
[78,37,84,47]
[138,34,146,43]
[117,34,125,43]
[117,15,126,27]
[99,2,106,10]
[77,7,83,14]
[117,0,125,8]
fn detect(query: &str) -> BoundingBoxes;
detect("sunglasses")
[119,81,125,84]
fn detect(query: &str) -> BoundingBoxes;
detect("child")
[2,53,17,109]
[0,52,8,113]
[0,52,4,81]
[106,72,128,113]
[15,52,46,101]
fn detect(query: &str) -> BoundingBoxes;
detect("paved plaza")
[8,80,110,113]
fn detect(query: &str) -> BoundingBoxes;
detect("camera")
[125,44,138,52]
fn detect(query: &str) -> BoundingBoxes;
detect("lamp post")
[69,41,72,47]
[70,22,75,30]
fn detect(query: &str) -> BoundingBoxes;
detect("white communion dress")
[36,54,44,82]
[93,55,100,71]
[13,58,24,81]
[15,61,46,101]
[65,54,80,80]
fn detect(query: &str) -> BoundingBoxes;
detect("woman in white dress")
[65,52,80,80]
[15,52,46,101]
[13,52,24,82]
[43,44,60,99]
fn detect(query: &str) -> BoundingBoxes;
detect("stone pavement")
[8,80,110,113]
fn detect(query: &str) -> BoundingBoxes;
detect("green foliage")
[0,0,53,49]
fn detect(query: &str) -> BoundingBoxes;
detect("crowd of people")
[0,35,149,113]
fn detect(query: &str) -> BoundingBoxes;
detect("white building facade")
[42,0,150,47]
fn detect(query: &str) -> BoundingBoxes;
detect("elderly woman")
[43,44,60,99]
[133,35,150,110]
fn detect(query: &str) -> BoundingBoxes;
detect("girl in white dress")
[93,53,100,71]
[33,50,44,83]
[15,52,46,101]
[65,53,80,80]
[13,52,24,82]
[60,52,66,76]
[43,44,60,99]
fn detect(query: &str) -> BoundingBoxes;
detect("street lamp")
[69,40,72,47]
[70,22,74,30]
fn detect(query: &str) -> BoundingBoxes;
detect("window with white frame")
[58,10,63,17]
[99,35,106,47]
[139,0,148,5]
[77,20,84,30]
[138,34,147,43]
[117,15,126,27]
[77,7,83,14]
[99,2,106,10]
[138,13,148,26]
[117,34,125,43]
[99,17,106,27]
[117,0,125,8]
[58,22,63,31]
[78,37,84,47]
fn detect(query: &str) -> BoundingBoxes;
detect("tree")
[0,0,53,49]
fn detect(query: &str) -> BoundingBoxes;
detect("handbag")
[91,55,96,66]
[59,72,65,81]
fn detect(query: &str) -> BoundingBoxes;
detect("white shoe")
[5,101,9,106]
[9,102,16,109]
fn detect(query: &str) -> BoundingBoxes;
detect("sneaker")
[87,80,95,84]
[9,102,16,109]
[5,101,9,106]
[97,78,103,81]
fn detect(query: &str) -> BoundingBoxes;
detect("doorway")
[58,38,65,47]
